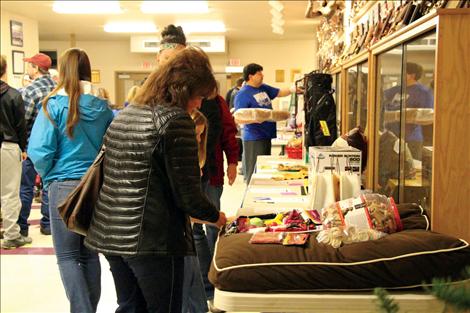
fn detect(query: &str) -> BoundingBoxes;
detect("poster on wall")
[91,70,101,84]
[12,50,25,74]
[10,20,24,47]
[275,69,285,83]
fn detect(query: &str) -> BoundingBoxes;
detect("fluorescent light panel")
[104,22,158,33]
[179,21,226,33]
[141,1,208,14]
[52,1,122,14]
[269,0,284,12]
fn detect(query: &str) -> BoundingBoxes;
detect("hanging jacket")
[304,73,337,147]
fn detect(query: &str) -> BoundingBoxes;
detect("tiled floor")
[1,163,249,313]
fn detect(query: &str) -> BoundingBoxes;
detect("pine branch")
[425,266,470,312]
[374,288,400,313]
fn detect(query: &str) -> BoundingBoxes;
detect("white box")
[308,146,362,175]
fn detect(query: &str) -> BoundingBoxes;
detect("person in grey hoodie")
[27,48,113,313]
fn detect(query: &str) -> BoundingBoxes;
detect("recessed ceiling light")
[179,21,226,34]
[141,1,209,14]
[104,22,158,33]
[52,1,122,14]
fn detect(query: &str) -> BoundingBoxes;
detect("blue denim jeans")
[49,180,101,313]
[182,255,208,313]
[18,157,50,231]
[106,255,184,313]
[193,182,223,301]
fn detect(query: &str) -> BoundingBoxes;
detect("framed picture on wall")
[12,50,25,74]
[91,70,101,84]
[40,50,58,69]
[10,20,24,47]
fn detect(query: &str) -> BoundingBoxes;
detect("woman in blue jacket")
[28,48,113,313]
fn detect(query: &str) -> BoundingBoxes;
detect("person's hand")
[289,86,304,94]
[295,86,305,94]
[215,211,227,229]
[21,152,27,161]
[226,163,237,185]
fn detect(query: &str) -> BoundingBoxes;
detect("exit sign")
[229,59,241,66]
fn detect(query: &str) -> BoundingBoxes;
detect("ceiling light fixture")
[269,0,284,12]
[52,1,122,14]
[179,21,226,34]
[104,22,158,33]
[270,8,283,20]
[141,1,209,14]
[269,1,285,35]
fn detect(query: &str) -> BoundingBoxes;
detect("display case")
[327,9,470,241]
[374,31,435,213]
[345,61,369,132]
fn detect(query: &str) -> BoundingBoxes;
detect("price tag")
[320,120,331,136]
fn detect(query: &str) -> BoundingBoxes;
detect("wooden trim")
[330,66,342,75]
[340,68,348,134]
[436,8,470,15]
[371,15,438,55]
[342,50,369,69]
[431,12,470,242]
[365,51,375,190]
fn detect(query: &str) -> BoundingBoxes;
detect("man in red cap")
[17,53,56,237]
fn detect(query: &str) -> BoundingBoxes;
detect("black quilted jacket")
[85,104,220,256]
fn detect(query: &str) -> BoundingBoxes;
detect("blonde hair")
[42,48,92,138]
[95,87,110,100]
[191,109,208,168]
[126,85,140,103]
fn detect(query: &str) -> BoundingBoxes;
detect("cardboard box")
[308,146,362,175]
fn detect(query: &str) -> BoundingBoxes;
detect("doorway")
[115,72,150,107]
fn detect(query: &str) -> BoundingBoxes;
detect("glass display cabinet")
[345,61,369,133]
[374,32,435,213]
[327,9,470,241]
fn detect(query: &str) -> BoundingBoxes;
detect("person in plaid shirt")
[17,53,56,237]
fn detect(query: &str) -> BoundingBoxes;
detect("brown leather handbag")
[57,146,105,236]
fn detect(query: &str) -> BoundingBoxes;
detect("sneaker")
[2,236,33,249]
[40,226,51,235]
[19,229,29,237]
[207,300,225,313]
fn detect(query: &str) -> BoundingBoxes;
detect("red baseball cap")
[23,53,52,70]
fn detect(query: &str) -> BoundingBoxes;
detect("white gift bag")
[340,173,361,200]
[309,172,337,210]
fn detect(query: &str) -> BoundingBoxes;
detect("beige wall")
[228,39,318,89]
[40,38,317,104]
[228,39,318,109]
[40,40,157,104]
[0,10,39,88]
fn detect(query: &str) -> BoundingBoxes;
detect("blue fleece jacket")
[28,92,113,188]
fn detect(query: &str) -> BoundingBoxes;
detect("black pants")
[105,255,184,313]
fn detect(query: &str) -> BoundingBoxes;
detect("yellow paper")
[319,120,331,136]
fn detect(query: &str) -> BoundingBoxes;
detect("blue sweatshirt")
[28,85,113,188]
